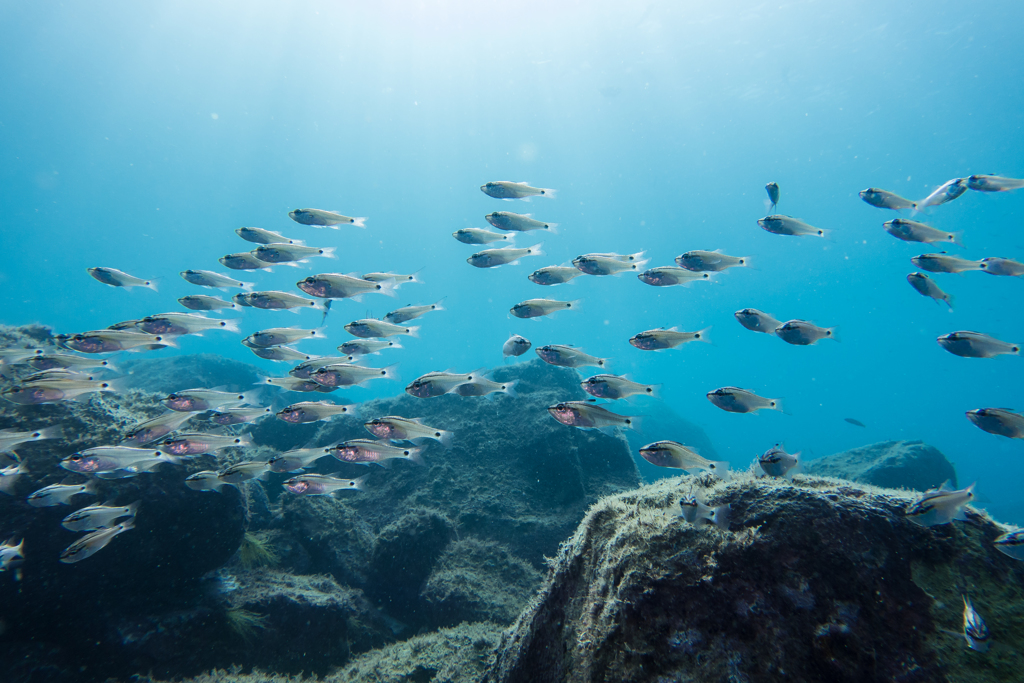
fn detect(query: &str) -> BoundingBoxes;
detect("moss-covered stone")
[804,439,958,491]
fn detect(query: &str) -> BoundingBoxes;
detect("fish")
[844,418,866,428]
[252,244,336,264]
[510,298,579,319]
[993,529,1024,560]
[243,327,324,348]
[209,406,272,426]
[217,461,270,486]
[765,182,779,211]
[979,257,1024,277]
[296,273,397,300]
[675,250,751,272]
[0,425,63,455]
[629,327,710,350]
[503,334,532,358]
[707,387,783,414]
[61,447,177,473]
[178,295,239,312]
[547,401,639,431]
[967,174,1024,192]
[62,501,139,532]
[529,265,584,285]
[573,252,649,276]
[405,371,480,398]
[267,448,330,473]
[329,439,423,466]
[25,354,115,372]
[735,309,781,334]
[906,480,975,526]
[581,374,657,400]
[2,379,119,404]
[480,181,556,200]
[638,440,730,479]
[883,219,962,246]
[344,319,419,339]
[484,211,557,232]
[184,470,227,492]
[535,345,607,369]
[105,319,144,331]
[679,493,731,530]
[638,267,713,287]
[159,433,250,456]
[363,416,453,447]
[937,331,1019,359]
[917,177,968,209]
[219,252,274,271]
[262,377,337,393]
[163,389,254,412]
[758,215,827,237]
[289,356,359,380]
[236,226,303,245]
[288,208,366,228]
[910,253,983,274]
[858,188,917,210]
[87,267,157,291]
[467,244,544,268]
[312,363,398,388]
[451,377,518,398]
[27,479,97,507]
[120,411,199,447]
[962,596,991,652]
[965,408,1024,439]
[453,228,516,245]
[339,340,402,356]
[364,272,420,287]
[283,474,367,496]
[180,270,254,290]
[0,539,24,571]
[384,299,445,324]
[907,272,953,308]
[277,401,359,424]
[136,313,240,337]
[61,330,173,353]
[248,346,318,362]
[238,291,327,311]
[0,463,26,494]
[60,519,135,563]
[774,320,838,346]
[758,444,801,479]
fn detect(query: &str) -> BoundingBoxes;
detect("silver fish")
[25,354,115,372]
[252,244,336,264]
[312,363,397,388]
[962,596,990,652]
[453,228,515,245]
[122,410,198,447]
[180,270,254,290]
[263,376,337,393]
[159,433,250,456]
[966,408,1024,439]
[529,265,584,285]
[774,320,838,346]
[219,252,274,271]
[240,291,327,311]
[288,208,366,228]
[328,439,423,466]
[61,447,175,473]
[2,379,118,404]
[0,539,24,571]
[249,346,318,362]
[60,519,134,563]
[547,401,639,431]
[178,295,239,312]
[62,501,138,532]
[629,327,710,350]
[917,178,968,209]
[277,401,359,424]
[87,267,157,291]
[405,371,479,398]
[573,253,648,276]
[339,340,402,356]
[937,331,1019,359]
[451,377,518,398]
[535,345,607,369]
[0,463,26,495]
[480,181,556,200]
[510,298,579,319]
[236,226,303,245]
[581,374,657,400]
[993,529,1024,560]
[906,481,975,526]
[765,182,779,211]
[61,330,173,353]
[859,188,917,210]
[679,493,731,530]
[502,334,531,357]
[364,272,420,287]
[911,253,982,274]
[758,215,827,237]
[217,461,270,486]
[163,389,253,412]
[735,309,781,334]
[384,299,445,324]
[289,356,358,380]
[27,479,96,507]
[979,257,1024,277]
[967,174,1024,192]
[468,244,544,268]
[267,448,330,473]
[243,327,324,348]
[758,445,800,479]
[363,416,453,447]
[675,250,751,272]
[297,273,396,300]
[907,272,953,308]
[484,211,557,232]
[344,319,419,339]
[638,267,712,287]
[283,474,367,496]
[185,470,227,492]
[884,219,962,246]
[638,440,730,479]
[137,313,240,336]
[0,425,63,454]
[208,407,271,426]
[706,387,783,414]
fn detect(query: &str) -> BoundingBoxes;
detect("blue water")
[2,1,1023,518]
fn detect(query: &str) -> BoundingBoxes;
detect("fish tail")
[220,319,242,334]
[826,326,841,343]
[740,255,754,269]
[406,448,425,466]
[527,242,544,257]
[769,398,785,414]
[501,379,519,397]
[320,247,338,259]
[696,327,712,344]
[622,415,642,432]
[240,280,255,292]
[710,461,732,482]
[711,504,732,531]
[951,231,965,248]
[145,280,159,292]
[539,188,557,199]
[351,217,367,228]
[436,430,454,449]
[382,363,401,382]
[405,325,420,338]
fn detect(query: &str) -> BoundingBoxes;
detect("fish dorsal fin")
[59,475,78,486]
[938,479,955,492]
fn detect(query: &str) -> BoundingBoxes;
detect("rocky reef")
[805,439,958,491]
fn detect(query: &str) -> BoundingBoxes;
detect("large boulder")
[804,440,958,491]
[486,474,1024,683]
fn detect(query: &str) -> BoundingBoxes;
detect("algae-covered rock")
[120,353,265,395]
[487,474,1024,683]
[804,439,958,491]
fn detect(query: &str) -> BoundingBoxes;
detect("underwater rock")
[486,474,1024,683]
[804,439,958,491]
[120,353,264,395]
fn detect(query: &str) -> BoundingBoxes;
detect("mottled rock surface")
[804,439,958,491]
[486,474,1024,683]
